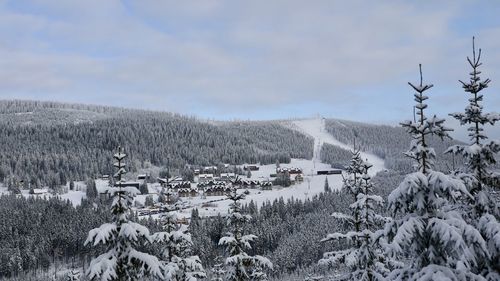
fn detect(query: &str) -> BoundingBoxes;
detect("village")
[91,161,344,219]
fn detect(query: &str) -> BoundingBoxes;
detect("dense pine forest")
[0,100,313,187]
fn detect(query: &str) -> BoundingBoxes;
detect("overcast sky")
[1,1,500,138]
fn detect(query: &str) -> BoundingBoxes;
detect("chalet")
[276,167,302,174]
[117,181,141,189]
[176,186,198,198]
[317,170,342,175]
[197,180,227,188]
[167,181,192,190]
[244,165,260,171]
[170,176,184,182]
[198,174,214,183]
[31,188,49,195]
[233,179,261,188]
[203,183,234,196]
[260,181,273,190]
[157,177,168,185]
[220,173,236,181]
[157,176,185,187]
[203,166,218,174]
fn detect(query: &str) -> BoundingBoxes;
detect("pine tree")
[151,201,206,281]
[84,146,163,281]
[212,256,227,281]
[323,177,330,193]
[384,65,489,280]
[319,148,391,280]
[446,37,500,279]
[86,179,98,201]
[219,190,272,281]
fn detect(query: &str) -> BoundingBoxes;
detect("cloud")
[0,1,498,121]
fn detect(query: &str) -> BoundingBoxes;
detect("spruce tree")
[446,37,500,279]
[84,146,163,281]
[151,202,206,281]
[211,256,227,281]
[320,149,391,280]
[384,65,489,280]
[324,177,331,193]
[219,190,272,281]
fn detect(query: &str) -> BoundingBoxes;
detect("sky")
[1,0,500,139]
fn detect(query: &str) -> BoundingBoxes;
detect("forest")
[0,100,313,187]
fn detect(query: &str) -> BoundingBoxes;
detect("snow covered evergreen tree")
[211,257,227,281]
[324,177,331,193]
[151,201,206,281]
[319,147,391,281]
[445,37,500,279]
[84,146,163,281]
[219,190,272,281]
[384,65,489,281]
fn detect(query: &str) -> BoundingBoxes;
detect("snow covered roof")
[32,188,48,194]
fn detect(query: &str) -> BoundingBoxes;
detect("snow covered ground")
[290,118,385,175]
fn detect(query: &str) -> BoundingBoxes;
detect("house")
[198,174,214,183]
[177,186,198,198]
[31,188,49,195]
[317,170,342,175]
[167,181,192,190]
[220,173,236,181]
[137,174,148,180]
[244,165,260,171]
[157,177,168,185]
[203,166,218,174]
[117,181,141,189]
[234,179,260,188]
[101,175,110,180]
[276,167,302,174]
[260,181,273,190]
[157,177,185,187]
[203,183,234,196]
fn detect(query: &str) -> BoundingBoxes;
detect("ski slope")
[291,118,385,175]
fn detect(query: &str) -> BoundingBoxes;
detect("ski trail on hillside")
[291,118,385,175]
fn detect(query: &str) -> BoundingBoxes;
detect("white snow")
[290,118,385,175]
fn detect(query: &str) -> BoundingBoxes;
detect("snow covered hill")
[290,118,385,175]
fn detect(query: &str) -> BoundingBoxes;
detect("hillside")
[0,100,313,186]
[0,100,468,188]
[323,118,462,173]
